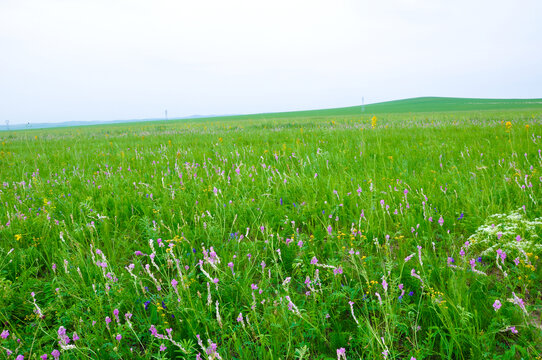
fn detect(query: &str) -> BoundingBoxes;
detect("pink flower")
[1,330,8,339]
[310,257,318,265]
[493,300,502,312]
[375,292,382,305]
[116,334,122,341]
[511,292,527,314]
[57,326,66,337]
[410,268,423,283]
[51,350,60,360]
[404,254,414,262]
[159,344,167,351]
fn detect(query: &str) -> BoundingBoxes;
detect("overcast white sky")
[1,0,541,124]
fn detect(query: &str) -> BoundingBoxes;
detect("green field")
[1,98,542,359]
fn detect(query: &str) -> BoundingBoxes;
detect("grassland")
[0,98,542,359]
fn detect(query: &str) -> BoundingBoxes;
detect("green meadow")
[0,98,541,359]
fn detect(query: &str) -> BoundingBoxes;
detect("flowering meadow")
[0,109,541,359]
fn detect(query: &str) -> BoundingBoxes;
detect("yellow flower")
[15,234,22,241]
[371,116,377,129]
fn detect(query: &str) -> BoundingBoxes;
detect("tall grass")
[0,110,541,359]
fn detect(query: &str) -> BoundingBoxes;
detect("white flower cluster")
[468,208,542,257]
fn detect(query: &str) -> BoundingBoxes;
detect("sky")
[1,0,541,125]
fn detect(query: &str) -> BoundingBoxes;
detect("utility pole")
[165,109,168,120]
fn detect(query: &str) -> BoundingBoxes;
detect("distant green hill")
[362,97,542,113]
[215,97,542,121]
[4,97,542,131]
